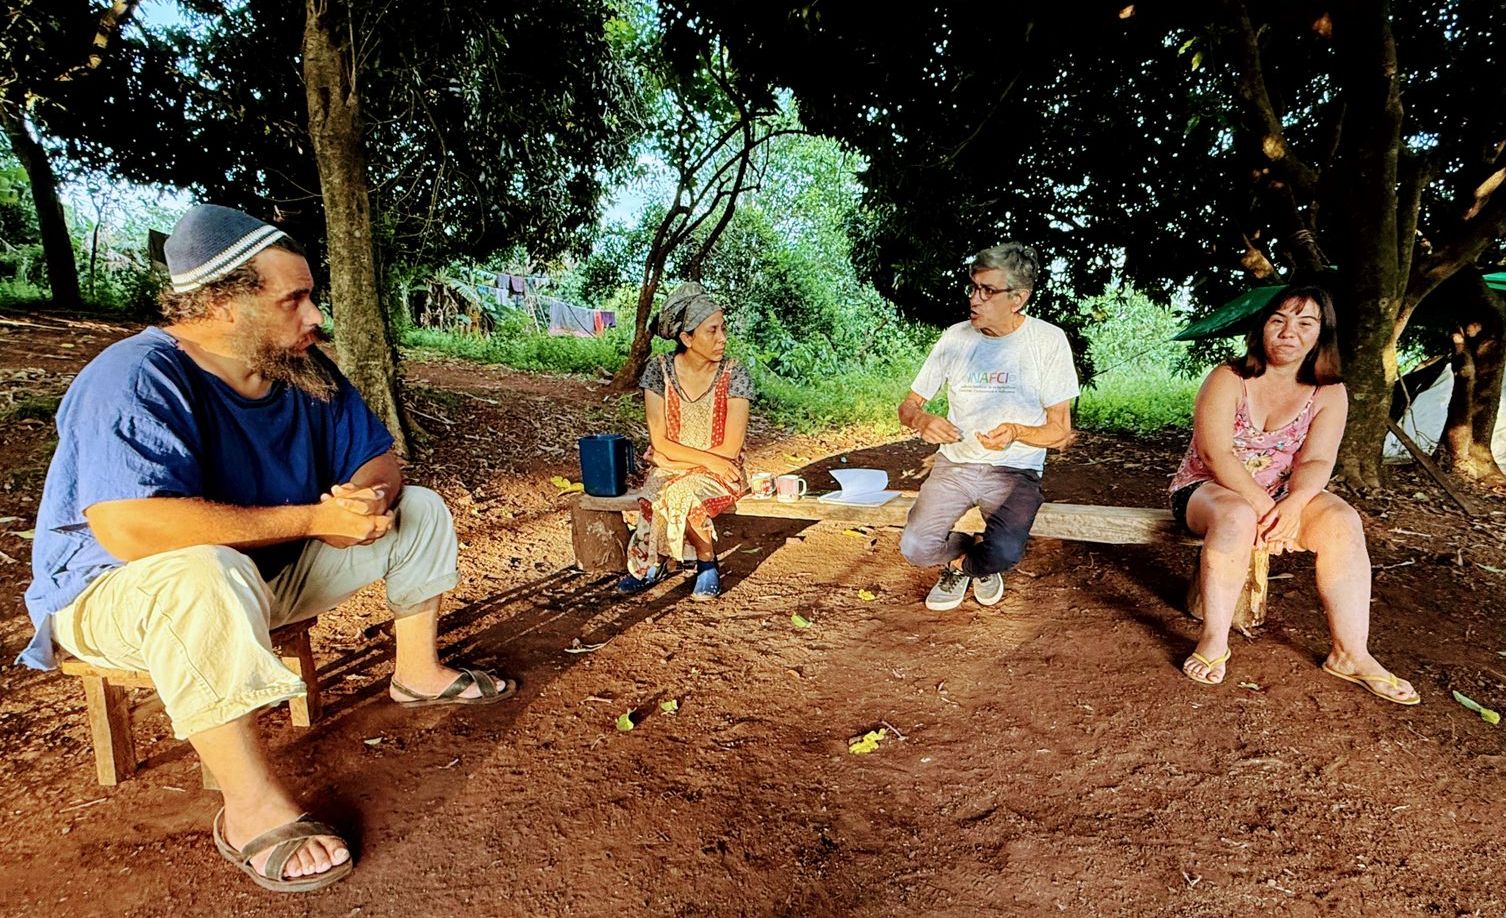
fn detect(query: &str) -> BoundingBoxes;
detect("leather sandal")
[212,808,353,893]
[389,667,516,707]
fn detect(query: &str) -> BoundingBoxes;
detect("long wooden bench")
[58,619,324,787]
[572,491,1269,625]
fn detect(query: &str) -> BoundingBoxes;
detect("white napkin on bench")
[817,468,900,507]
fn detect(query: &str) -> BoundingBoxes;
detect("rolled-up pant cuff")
[389,571,460,616]
[173,682,307,741]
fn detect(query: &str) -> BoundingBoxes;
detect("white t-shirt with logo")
[910,317,1081,471]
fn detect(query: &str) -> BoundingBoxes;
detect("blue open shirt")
[19,327,393,669]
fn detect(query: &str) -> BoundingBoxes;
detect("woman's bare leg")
[1297,492,1416,702]
[1182,483,1258,683]
[685,519,716,563]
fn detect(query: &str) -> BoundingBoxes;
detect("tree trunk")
[0,106,81,309]
[302,0,410,454]
[611,276,661,391]
[1441,331,1477,469]
[608,119,761,393]
[1327,1,1404,491]
[1335,313,1398,491]
[1437,272,1506,482]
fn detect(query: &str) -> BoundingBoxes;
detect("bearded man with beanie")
[20,204,515,892]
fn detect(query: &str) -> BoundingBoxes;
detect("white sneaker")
[973,572,1004,606]
[925,567,971,611]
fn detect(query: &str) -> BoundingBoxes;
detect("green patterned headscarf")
[654,282,725,341]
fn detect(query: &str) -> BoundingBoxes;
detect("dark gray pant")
[899,454,1044,578]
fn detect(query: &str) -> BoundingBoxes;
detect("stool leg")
[80,675,136,786]
[1187,546,1270,634]
[1239,546,1271,630]
[280,630,321,728]
[200,761,221,792]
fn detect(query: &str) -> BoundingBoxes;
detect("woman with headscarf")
[617,282,755,600]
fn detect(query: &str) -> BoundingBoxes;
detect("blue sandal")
[617,563,669,595]
[690,560,721,601]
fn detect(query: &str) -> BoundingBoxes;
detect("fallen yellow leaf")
[857,589,877,602]
[549,475,584,494]
[848,728,886,755]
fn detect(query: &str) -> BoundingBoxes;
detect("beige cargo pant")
[51,486,458,739]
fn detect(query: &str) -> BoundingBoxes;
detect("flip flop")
[212,808,353,893]
[390,667,517,707]
[1183,648,1231,685]
[1321,662,1421,706]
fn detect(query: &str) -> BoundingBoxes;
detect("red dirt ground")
[1,313,1504,917]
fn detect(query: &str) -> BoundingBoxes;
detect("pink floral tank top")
[1169,381,1320,498]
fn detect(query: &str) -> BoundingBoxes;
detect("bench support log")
[572,498,630,573]
[1186,546,1271,632]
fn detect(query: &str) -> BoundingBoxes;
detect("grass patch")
[1076,369,1200,435]
[402,323,926,434]
[399,316,1205,437]
[751,360,919,434]
[1,395,61,424]
[402,326,631,376]
[0,279,51,311]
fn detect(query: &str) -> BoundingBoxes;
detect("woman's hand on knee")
[1295,492,1366,553]
[1258,497,1308,554]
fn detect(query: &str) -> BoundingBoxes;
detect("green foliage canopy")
[42,0,640,270]
[661,2,1506,330]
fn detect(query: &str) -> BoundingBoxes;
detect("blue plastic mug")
[578,433,632,497]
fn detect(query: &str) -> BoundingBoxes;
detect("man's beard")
[231,319,338,401]
[252,342,338,401]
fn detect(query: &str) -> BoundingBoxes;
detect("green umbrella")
[1172,285,1285,341]
[1484,272,1506,293]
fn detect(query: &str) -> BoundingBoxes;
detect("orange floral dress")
[627,355,753,576]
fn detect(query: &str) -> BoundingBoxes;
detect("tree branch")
[1220,0,1319,197]
[685,120,754,279]
[1395,147,1434,298]
[55,0,142,83]
[1402,174,1506,325]
[1265,177,1325,275]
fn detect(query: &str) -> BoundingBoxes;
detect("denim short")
[1169,481,1207,533]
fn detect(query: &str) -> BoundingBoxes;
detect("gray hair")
[969,242,1040,292]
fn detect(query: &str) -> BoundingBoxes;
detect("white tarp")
[1385,365,1506,467]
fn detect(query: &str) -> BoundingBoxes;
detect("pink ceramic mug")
[775,474,807,502]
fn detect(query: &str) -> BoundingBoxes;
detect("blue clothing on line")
[19,327,393,670]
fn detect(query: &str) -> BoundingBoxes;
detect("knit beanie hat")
[163,204,287,293]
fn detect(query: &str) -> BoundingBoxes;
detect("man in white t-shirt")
[897,242,1080,611]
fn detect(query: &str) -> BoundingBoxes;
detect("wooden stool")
[59,619,324,787]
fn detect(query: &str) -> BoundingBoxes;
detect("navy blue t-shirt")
[19,327,394,669]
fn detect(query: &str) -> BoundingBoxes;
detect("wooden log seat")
[572,490,1270,630]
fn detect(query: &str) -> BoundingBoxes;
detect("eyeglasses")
[965,282,1021,302]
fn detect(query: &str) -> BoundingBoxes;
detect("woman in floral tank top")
[617,283,753,601]
[1169,285,1418,705]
